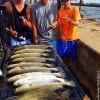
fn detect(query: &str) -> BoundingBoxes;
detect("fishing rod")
[6,0,19,46]
[0,6,6,46]
[0,5,11,46]
[0,4,11,77]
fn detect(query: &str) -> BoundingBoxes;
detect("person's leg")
[64,40,78,65]
[57,40,68,58]
[67,40,77,60]
[57,40,77,65]
[57,39,70,64]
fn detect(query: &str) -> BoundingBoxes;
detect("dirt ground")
[78,18,100,53]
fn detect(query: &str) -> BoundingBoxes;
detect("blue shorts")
[57,39,77,59]
[11,37,31,46]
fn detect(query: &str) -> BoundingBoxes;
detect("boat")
[0,1,100,100]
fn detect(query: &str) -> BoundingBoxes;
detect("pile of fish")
[5,44,76,100]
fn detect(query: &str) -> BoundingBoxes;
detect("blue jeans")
[11,37,31,46]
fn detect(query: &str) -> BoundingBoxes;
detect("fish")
[13,74,75,87]
[11,57,56,63]
[7,67,59,75]
[5,89,57,100]
[10,53,50,59]
[7,72,64,83]
[14,82,63,94]
[4,90,70,100]
[14,49,52,54]
[17,89,57,100]
[7,62,54,69]
[14,44,53,51]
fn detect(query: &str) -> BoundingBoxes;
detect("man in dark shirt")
[3,0,37,46]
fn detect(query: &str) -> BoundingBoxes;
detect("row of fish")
[5,44,76,100]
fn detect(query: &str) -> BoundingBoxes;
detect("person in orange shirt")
[52,0,81,64]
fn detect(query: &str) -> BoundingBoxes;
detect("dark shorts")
[57,39,77,59]
[38,39,57,50]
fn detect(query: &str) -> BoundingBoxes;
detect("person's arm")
[31,19,38,43]
[3,1,18,38]
[22,5,32,27]
[50,20,58,29]
[50,1,58,29]
[62,16,79,26]
[31,5,38,43]
[9,27,18,38]
[3,1,12,14]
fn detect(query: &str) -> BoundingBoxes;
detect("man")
[31,0,58,47]
[3,0,36,46]
[56,0,81,64]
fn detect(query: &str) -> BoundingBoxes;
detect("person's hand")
[62,16,73,23]
[50,23,56,29]
[23,18,27,26]
[19,16,28,26]
[22,17,27,26]
[10,29,18,38]
[33,38,38,44]
[50,21,58,29]
[21,17,32,27]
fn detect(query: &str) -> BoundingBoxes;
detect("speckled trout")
[7,67,59,75]
[5,89,57,100]
[7,72,64,83]
[15,82,63,94]
[14,44,53,51]
[14,49,52,54]
[7,62,54,69]
[13,74,75,87]
[10,53,50,59]
[11,57,56,63]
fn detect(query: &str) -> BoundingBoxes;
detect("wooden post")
[79,0,82,11]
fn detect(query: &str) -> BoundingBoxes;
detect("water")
[0,1,100,21]
[13,0,100,21]
[80,6,100,21]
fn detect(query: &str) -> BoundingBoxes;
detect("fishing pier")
[0,0,100,100]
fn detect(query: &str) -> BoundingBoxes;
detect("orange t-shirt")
[58,6,81,41]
